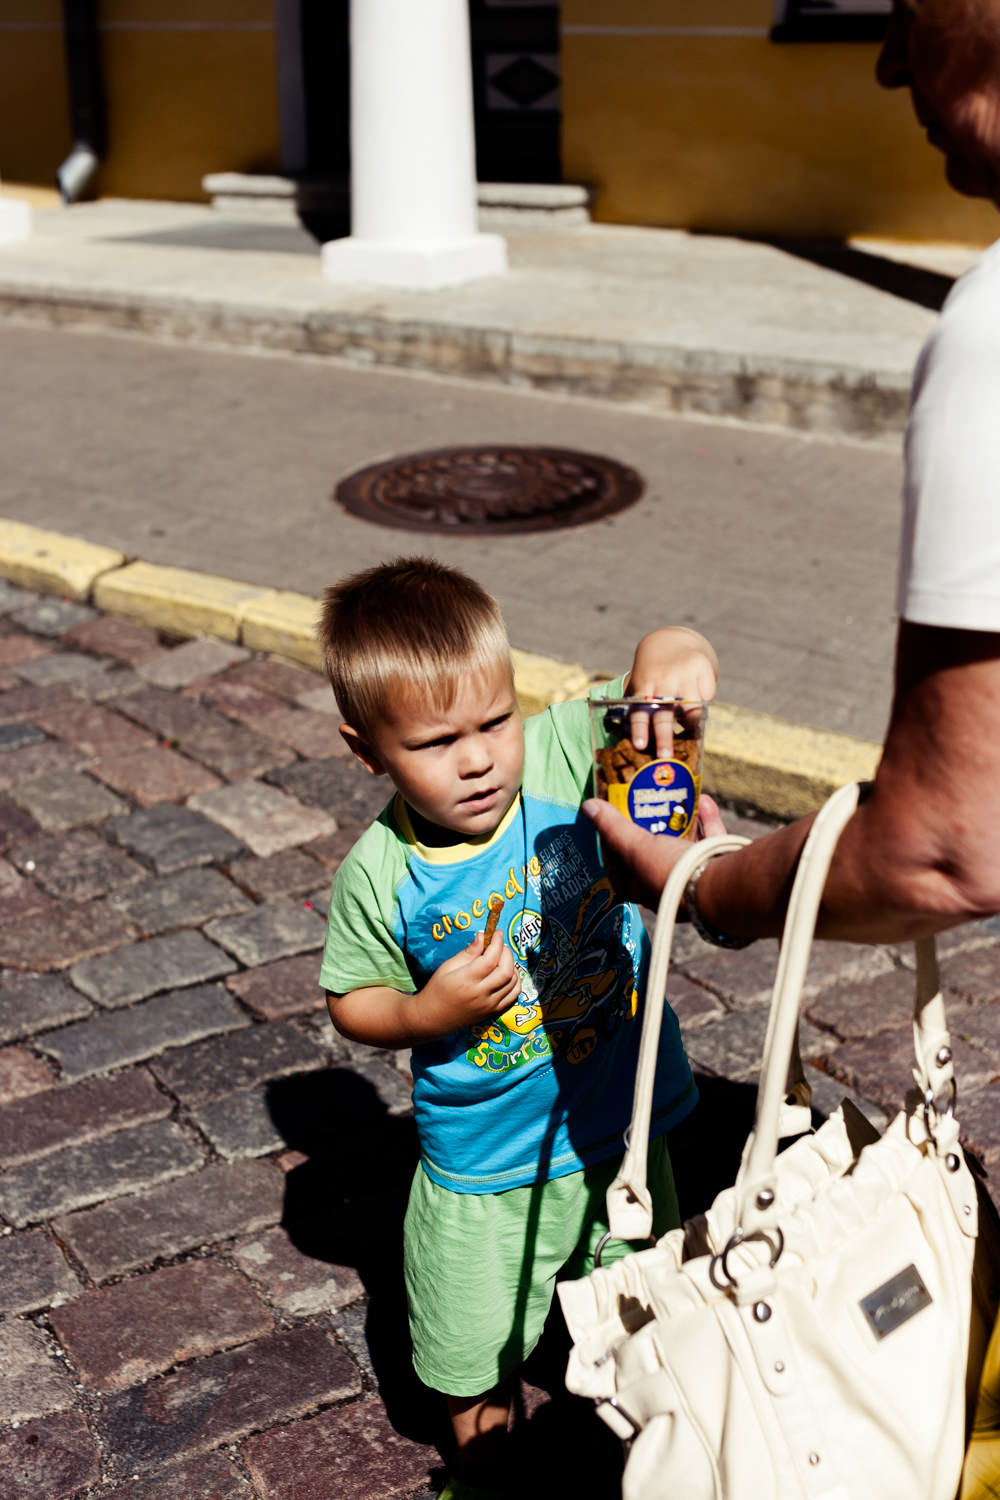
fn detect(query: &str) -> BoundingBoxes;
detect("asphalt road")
[4,320,903,742]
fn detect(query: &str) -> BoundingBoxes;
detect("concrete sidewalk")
[0,576,998,1500]
[0,196,982,441]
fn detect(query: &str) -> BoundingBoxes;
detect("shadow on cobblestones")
[265,1069,451,1443]
[667,1073,760,1221]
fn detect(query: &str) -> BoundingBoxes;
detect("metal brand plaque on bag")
[860,1264,933,1340]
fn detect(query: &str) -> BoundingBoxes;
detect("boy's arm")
[624,626,718,753]
[327,930,522,1049]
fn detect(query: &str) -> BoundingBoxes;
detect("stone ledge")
[201,172,591,230]
[478,181,591,229]
[0,285,911,440]
[203,172,299,201]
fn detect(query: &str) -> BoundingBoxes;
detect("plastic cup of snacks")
[589,698,707,838]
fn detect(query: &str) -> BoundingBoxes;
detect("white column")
[323,0,506,290]
[0,178,31,244]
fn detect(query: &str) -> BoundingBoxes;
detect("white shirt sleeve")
[898,240,1000,632]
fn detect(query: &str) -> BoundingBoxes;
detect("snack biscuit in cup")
[590,697,706,839]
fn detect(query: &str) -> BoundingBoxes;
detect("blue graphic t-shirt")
[319,678,696,1193]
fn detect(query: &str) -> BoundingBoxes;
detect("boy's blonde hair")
[318,556,512,739]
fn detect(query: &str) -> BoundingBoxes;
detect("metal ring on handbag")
[923,1076,958,1141]
[714,1225,786,1288]
[594,1228,656,1269]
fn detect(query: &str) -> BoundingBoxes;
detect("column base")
[322,233,506,290]
[0,196,31,244]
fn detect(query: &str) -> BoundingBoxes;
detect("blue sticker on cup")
[626,759,697,837]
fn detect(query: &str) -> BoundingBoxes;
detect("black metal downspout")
[57,0,106,203]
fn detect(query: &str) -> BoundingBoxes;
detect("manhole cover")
[334,445,644,536]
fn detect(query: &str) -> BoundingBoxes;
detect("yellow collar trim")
[394,792,521,864]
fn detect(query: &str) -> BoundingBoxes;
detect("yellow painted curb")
[93,561,275,643]
[706,702,881,819]
[510,647,595,718]
[0,520,125,602]
[0,516,885,823]
[240,591,324,673]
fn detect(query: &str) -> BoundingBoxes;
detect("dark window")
[772,0,891,43]
[470,0,561,183]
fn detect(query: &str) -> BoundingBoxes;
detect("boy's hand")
[421,930,522,1036]
[625,627,718,755]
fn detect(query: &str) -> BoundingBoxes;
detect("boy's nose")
[458,735,492,775]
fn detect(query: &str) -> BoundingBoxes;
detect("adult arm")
[586,621,1000,944]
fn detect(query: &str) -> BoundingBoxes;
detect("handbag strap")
[606,782,952,1247]
[732,782,949,1236]
[605,831,750,1243]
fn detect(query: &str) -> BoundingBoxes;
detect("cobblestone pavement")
[0,581,999,1500]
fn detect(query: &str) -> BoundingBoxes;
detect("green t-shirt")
[321,678,695,1192]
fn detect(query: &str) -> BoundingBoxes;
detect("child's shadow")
[265,1067,766,1497]
[265,1067,449,1451]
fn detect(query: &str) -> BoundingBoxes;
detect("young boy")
[318,557,717,1500]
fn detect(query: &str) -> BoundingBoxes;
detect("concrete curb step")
[0,281,911,442]
[202,172,594,230]
[0,518,880,821]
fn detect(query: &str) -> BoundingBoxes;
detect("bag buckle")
[597,1396,641,1439]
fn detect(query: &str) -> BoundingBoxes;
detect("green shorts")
[403,1135,679,1398]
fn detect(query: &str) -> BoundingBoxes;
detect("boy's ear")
[339,724,386,777]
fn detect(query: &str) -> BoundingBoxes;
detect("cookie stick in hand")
[483,896,504,943]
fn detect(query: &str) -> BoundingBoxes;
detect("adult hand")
[584,792,728,908]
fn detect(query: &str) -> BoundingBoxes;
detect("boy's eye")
[483,713,512,732]
[412,733,456,750]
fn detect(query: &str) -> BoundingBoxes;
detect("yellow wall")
[3,0,996,242]
[0,1,280,202]
[0,1,71,190]
[562,0,998,244]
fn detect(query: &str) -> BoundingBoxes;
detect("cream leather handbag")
[559,782,1000,1500]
